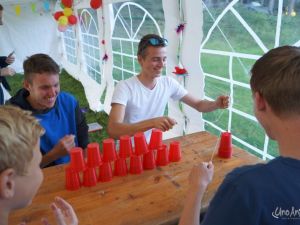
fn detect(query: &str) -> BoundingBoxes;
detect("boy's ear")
[254,92,266,111]
[0,168,16,199]
[137,55,143,65]
[23,79,30,91]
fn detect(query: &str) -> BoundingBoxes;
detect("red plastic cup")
[149,129,163,150]
[83,167,97,187]
[70,147,86,172]
[143,150,156,170]
[86,143,102,167]
[129,154,143,174]
[169,141,182,162]
[102,138,117,162]
[98,162,113,182]
[134,132,149,155]
[119,135,133,158]
[65,166,81,191]
[156,144,169,166]
[218,132,232,159]
[114,157,128,176]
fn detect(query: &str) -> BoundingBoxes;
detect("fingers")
[52,197,78,225]
[154,117,177,131]
[60,135,76,153]
[217,95,229,109]
[0,67,16,76]
[51,202,65,225]
[6,56,15,64]
[41,218,51,225]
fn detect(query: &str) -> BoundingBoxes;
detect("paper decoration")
[31,3,36,12]
[43,1,50,12]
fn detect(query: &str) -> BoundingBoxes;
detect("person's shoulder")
[115,76,139,91]
[57,92,78,105]
[58,91,76,99]
[224,162,269,185]
[7,88,31,109]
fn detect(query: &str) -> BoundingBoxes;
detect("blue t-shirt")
[202,156,300,225]
[35,92,78,165]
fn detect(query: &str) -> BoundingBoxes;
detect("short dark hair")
[0,4,3,11]
[250,46,300,117]
[23,54,60,83]
[137,34,168,58]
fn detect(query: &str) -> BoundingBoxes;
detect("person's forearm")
[107,118,156,139]
[196,100,218,112]
[40,150,57,168]
[179,187,205,225]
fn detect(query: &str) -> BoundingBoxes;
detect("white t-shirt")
[111,76,188,140]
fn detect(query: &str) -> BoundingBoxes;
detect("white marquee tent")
[1,0,299,160]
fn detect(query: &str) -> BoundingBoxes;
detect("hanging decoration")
[176,23,185,34]
[90,0,102,10]
[102,53,108,61]
[15,4,21,16]
[53,0,78,32]
[31,3,36,12]
[43,0,51,12]
[172,66,188,76]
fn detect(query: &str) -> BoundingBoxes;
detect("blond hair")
[0,106,44,175]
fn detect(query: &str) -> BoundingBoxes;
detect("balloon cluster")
[53,0,77,32]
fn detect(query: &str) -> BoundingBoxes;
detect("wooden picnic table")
[9,131,262,225]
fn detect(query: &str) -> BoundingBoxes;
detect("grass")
[6,70,109,145]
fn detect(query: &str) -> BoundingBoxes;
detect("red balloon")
[62,0,73,8]
[90,0,102,9]
[68,15,77,25]
[54,11,64,21]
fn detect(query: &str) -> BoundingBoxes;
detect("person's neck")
[275,117,300,160]
[137,73,157,90]
[25,95,46,111]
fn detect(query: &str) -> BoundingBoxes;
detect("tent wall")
[0,0,206,139]
[0,1,60,72]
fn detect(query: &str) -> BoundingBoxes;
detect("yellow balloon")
[15,5,21,16]
[291,11,296,17]
[58,16,68,26]
[63,8,73,17]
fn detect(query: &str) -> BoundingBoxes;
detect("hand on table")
[41,197,78,225]
[53,135,75,158]
[18,197,78,225]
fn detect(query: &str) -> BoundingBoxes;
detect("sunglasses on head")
[147,37,168,46]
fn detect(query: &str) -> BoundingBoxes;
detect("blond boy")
[0,106,77,225]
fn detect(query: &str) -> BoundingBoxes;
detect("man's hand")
[5,54,15,64]
[0,67,15,76]
[152,116,177,132]
[41,197,78,225]
[189,161,214,192]
[52,135,75,158]
[215,95,229,109]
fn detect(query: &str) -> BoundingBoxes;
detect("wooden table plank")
[9,131,262,225]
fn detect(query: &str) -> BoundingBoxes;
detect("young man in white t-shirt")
[108,34,229,140]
